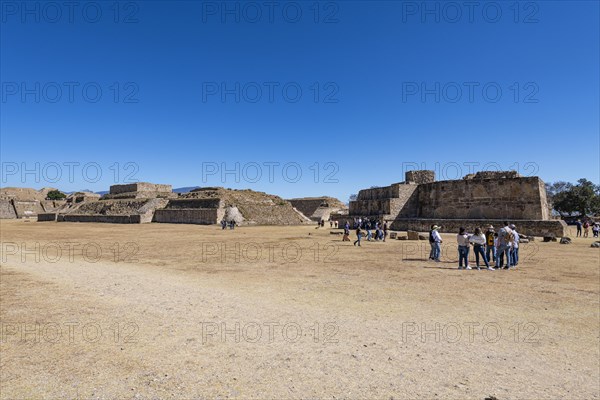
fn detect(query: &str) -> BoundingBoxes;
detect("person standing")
[485,225,496,267]
[457,227,471,270]
[429,225,442,262]
[383,222,388,242]
[470,227,492,270]
[576,219,583,237]
[510,224,520,267]
[496,222,513,269]
[583,220,590,238]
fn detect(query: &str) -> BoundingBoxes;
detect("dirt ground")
[1,220,598,399]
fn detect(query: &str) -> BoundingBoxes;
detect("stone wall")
[416,177,547,220]
[163,199,222,209]
[350,198,393,216]
[406,170,435,184]
[109,182,172,195]
[0,200,17,219]
[393,185,419,217]
[356,184,400,201]
[351,183,418,218]
[12,200,44,218]
[153,209,219,225]
[59,214,138,223]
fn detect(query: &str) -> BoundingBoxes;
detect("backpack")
[429,230,435,243]
[486,232,495,246]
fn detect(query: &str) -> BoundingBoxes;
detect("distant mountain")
[67,187,197,196]
[65,189,98,194]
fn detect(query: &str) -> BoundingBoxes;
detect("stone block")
[37,213,57,222]
[407,231,419,240]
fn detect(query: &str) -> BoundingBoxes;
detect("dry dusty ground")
[0,220,598,399]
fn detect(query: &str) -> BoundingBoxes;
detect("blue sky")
[1,0,598,201]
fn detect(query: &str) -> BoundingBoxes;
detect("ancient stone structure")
[0,200,17,219]
[163,187,311,225]
[38,184,317,226]
[153,198,225,225]
[38,183,173,224]
[103,183,174,199]
[287,197,347,222]
[0,187,64,219]
[332,171,567,237]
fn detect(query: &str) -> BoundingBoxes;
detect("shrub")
[47,190,66,200]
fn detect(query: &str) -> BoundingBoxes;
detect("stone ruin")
[0,187,65,220]
[38,183,175,223]
[37,184,320,226]
[331,170,567,238]
[155,187,311,225]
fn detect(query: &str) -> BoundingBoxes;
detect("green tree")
[46,190,66,200]
[552,179,600,217]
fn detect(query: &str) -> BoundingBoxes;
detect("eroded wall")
[416,177,547,220]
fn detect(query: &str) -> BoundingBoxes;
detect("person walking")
[470,227,492,270]
[342,224,351,241]
[429,225,443,262]
[485,225,496,267]
[583,220,590,238]
[353,226,363,247]
[593,223,599,238]
[576,219,583,237]
[457,227,471,270]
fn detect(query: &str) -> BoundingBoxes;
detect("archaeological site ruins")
[2,170,566,237]
[331,170,567,237]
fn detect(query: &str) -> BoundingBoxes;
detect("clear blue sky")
[1,0,598,201]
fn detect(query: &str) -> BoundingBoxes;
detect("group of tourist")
[575,219,599,238]
[429,222,521,270]
[340,219,388,246]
